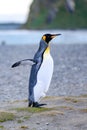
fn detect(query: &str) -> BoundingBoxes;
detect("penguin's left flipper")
[11,59,36,68]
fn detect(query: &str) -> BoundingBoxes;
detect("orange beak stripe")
[51,34,61,39]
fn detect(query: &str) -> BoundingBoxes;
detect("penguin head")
[42,33,61,44]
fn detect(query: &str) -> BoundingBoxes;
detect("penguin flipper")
[11,59,36,68]
[11,61,21,68]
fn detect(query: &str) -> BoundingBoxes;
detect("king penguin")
[12,33,61,107]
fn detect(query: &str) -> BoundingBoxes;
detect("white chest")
[37,54,54,91]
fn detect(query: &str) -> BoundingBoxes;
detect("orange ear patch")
[42,36,46,41]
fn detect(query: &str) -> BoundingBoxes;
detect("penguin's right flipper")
[11,59,36,68]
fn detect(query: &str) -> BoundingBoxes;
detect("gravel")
[0,44,87,102]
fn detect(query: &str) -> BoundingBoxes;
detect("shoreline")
[0,30,87,45]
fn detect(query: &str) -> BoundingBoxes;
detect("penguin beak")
[51,34,61,39]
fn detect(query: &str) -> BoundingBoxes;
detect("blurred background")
[0,0,87,44]
[0,0,87,102]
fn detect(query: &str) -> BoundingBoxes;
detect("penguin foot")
[28,101,47,107]
[33,102,47,107]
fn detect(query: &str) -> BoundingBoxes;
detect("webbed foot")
[33,102,47,107]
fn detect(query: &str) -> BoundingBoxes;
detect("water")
[0,23,21,30]
[0,30,87,45]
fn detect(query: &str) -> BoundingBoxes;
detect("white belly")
[34,54,54,102]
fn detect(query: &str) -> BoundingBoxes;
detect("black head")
[42,33,61,43]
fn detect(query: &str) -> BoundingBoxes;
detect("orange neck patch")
[45,46,50,53]
[43,46,50,58]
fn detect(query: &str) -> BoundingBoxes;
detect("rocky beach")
[0,0,87,129]
[0,44,87,130]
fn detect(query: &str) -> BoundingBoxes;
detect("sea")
[0,30,87,45]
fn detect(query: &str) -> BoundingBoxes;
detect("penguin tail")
[11,59,36,68]
[28,100,33,107]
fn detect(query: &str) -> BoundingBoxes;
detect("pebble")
[46,123,49,125]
